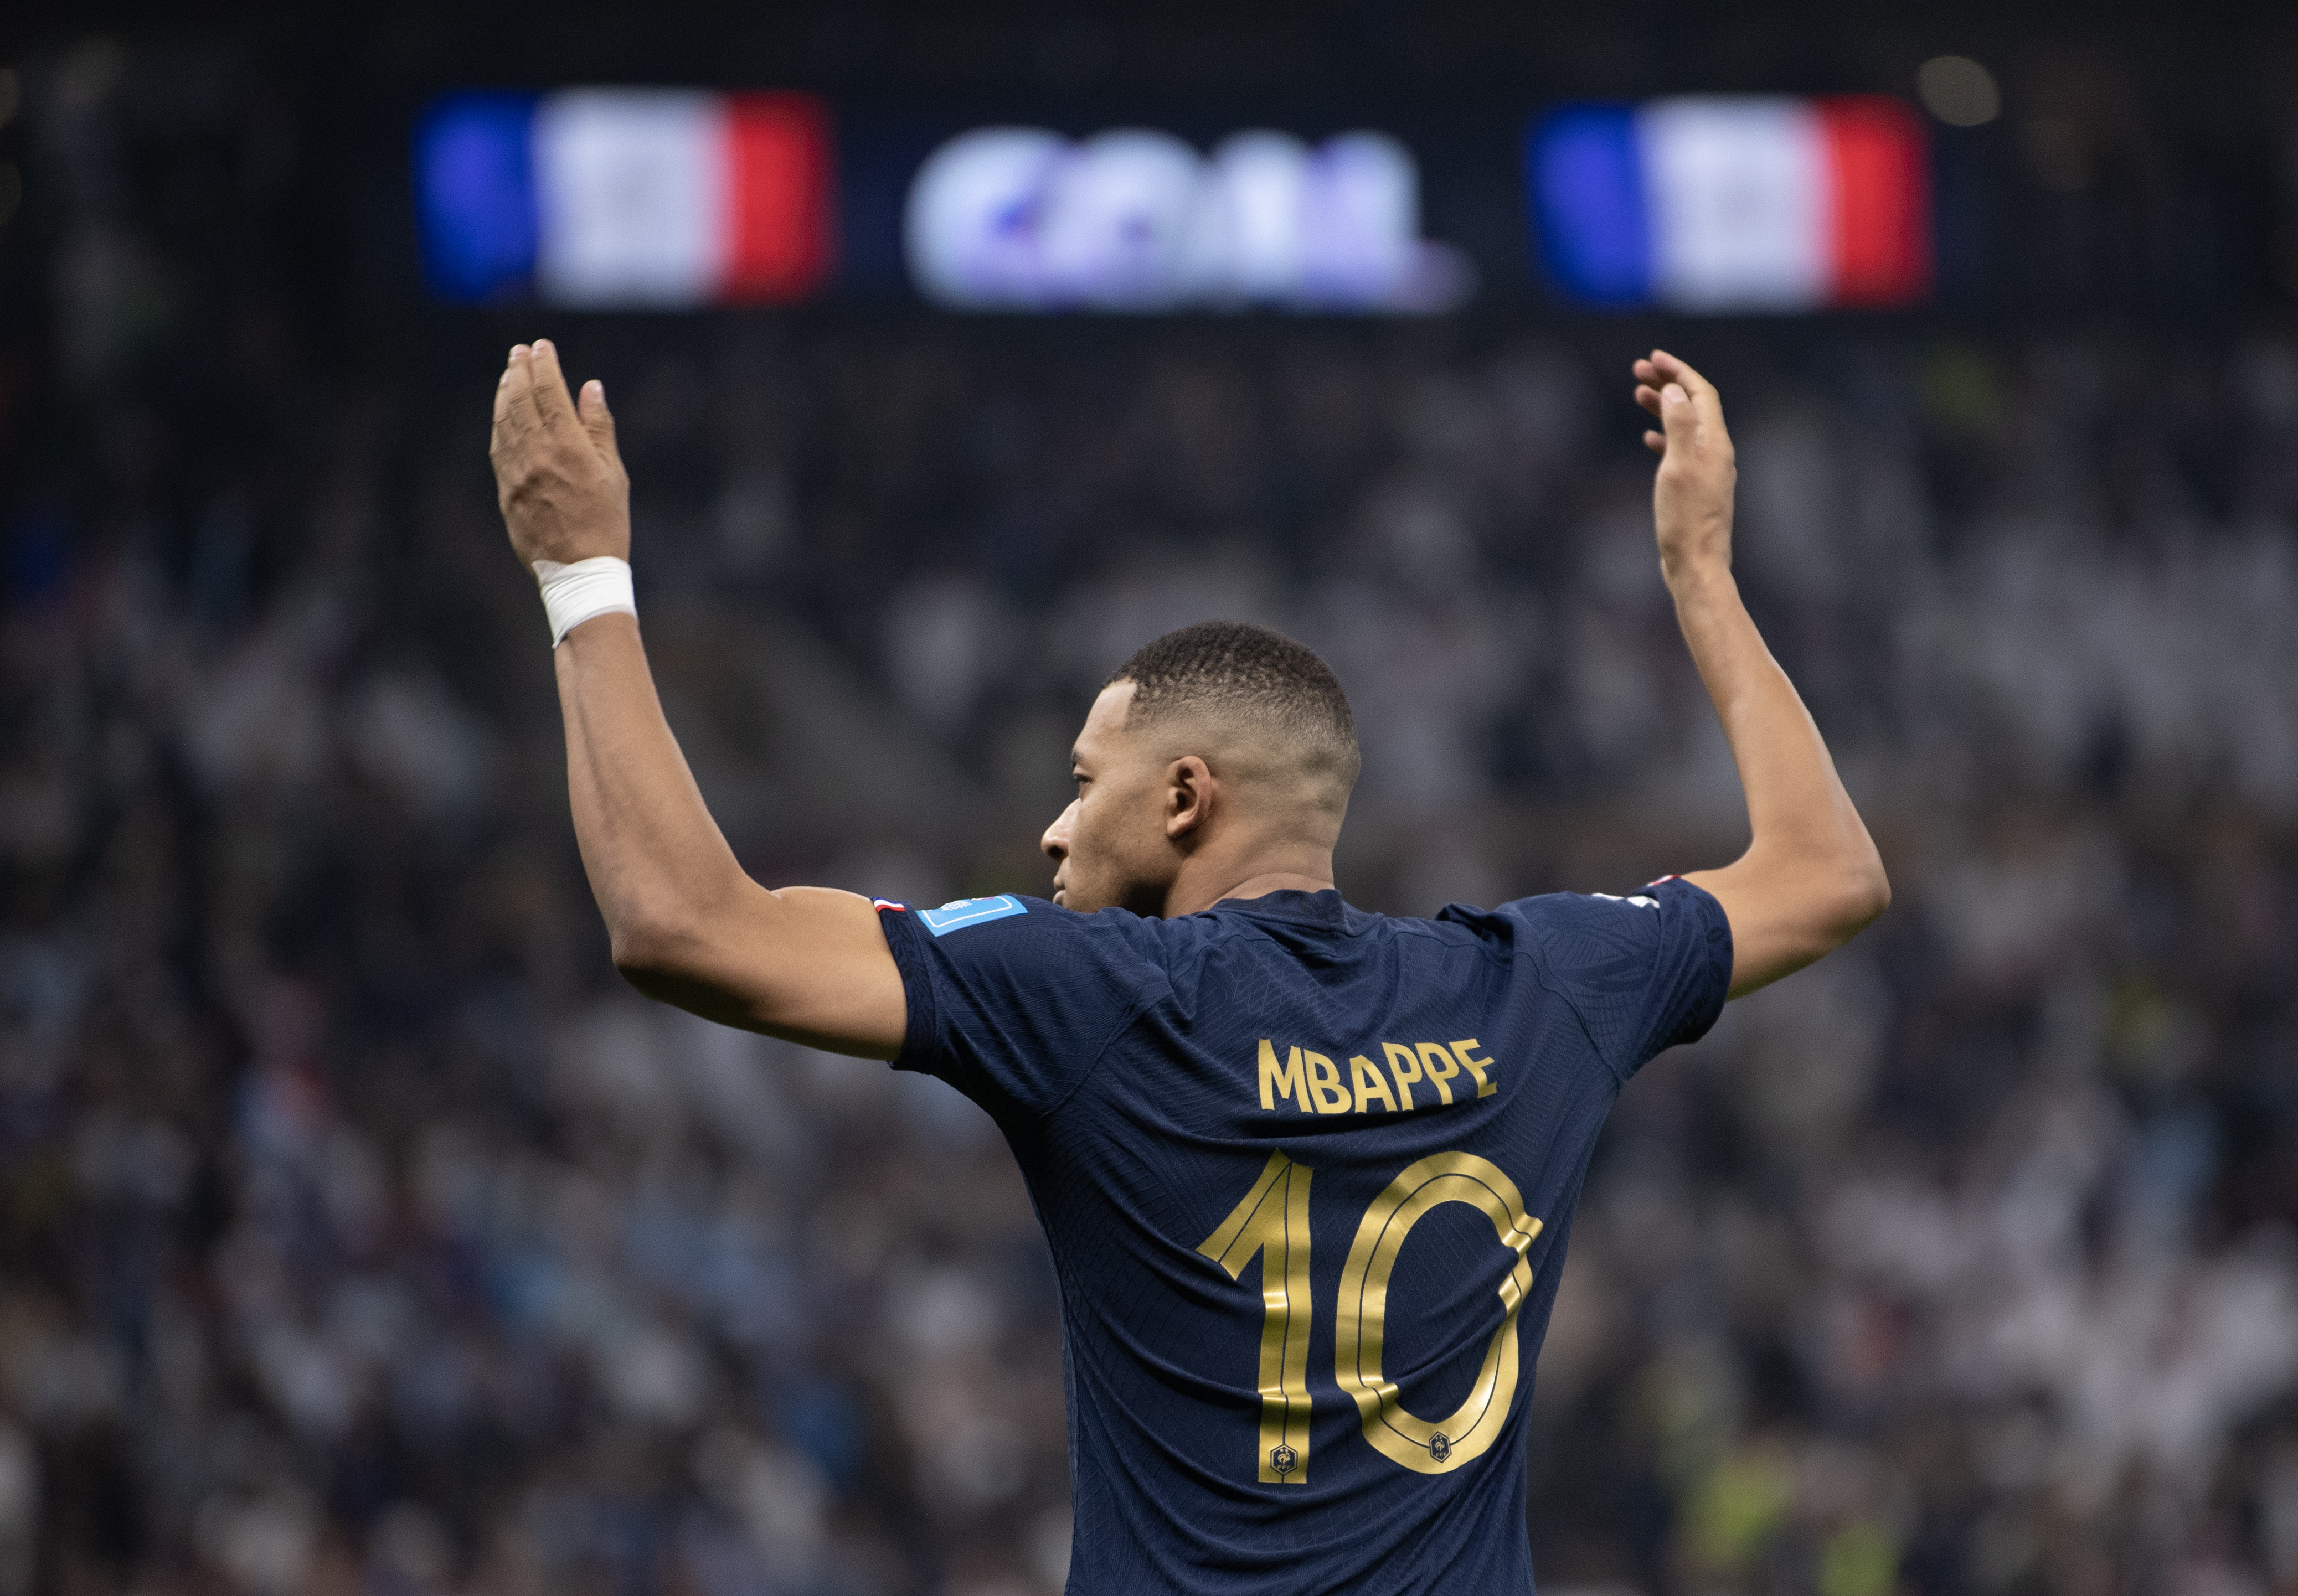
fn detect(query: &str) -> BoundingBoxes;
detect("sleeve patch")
[916,895,1029,936]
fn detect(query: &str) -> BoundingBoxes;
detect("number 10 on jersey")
[1196,1150,1316,1481]
[1198,1149,1544,1483]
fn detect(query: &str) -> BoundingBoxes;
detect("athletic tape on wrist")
[532,557,636,647]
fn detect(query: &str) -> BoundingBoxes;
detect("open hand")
[489,340,631,569]
[1632,349,1736,586]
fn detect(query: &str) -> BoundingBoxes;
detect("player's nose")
[1042,799,1077,862]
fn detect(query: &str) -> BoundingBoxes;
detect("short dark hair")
[1106,621,1359,786]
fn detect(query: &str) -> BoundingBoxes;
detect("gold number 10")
[1198,1150,1543,1483]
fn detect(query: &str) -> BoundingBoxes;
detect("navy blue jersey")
[876,879,1730,1595]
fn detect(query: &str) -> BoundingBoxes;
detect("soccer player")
[490,340,1887,1591]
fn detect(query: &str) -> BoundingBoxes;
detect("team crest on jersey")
[1427,1433,1451,1464]
[1269,1444,1299,1478]
[916,895,1029,937]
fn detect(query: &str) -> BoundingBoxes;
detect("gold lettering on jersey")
[1303,1052,1351,1114]
[1383,1043,1424,1109]
[1334,1151,1543,1474]
[1197,1150,1316,1483]
[1255,1039,1500,1114]
[1416,1043,1461,1105]
[1451,1040,1498,1098]
[1349,1056,1398,1114]
[1258,1040,1308,1112]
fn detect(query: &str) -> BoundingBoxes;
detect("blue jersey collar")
[1206,887,1352,926]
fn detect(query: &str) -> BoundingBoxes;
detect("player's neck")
[1163,849,1336,918]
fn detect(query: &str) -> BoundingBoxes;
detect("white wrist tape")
[532,557,636,646]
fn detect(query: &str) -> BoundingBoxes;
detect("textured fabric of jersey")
[877,879,1730,1595]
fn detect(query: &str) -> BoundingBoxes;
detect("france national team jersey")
[875,879,1731,1595]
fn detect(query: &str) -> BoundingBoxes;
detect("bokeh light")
[1916,55,2002,127]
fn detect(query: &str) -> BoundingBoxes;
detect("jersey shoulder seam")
[1033,989,1160,1125]
[1030,909,1339,1122]
[1514,909,1635,1087]
[1031,965,1172,1125]
[1390,913,1516,965]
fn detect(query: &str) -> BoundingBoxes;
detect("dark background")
[2,4,2297,1594]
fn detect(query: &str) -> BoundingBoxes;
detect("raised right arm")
[493,341,906,1057]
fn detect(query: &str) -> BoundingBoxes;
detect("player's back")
[877,881,1728,1594]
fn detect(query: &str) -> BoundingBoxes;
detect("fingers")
[1647,348,1728,436]
[1632,349,1729,448]
[1632,355,1678,419]
[1644,429,1667,455]
[496,340,615,471]
[1643,348,1698,388]
[499,343,540,440]
[578,378,624,471]
[527,338,579,434]
[490,345,535,489]
[1636,350,1712,399]
[1657,379,1697,451]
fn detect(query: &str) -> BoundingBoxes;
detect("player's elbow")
[1771,844,1889,958]
[607,908,704,993]
[609,924,761,1031]
[1828,849,1891,941]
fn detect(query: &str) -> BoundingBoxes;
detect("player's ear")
[1165,756,1212,839]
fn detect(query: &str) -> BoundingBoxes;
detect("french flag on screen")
[1528,96,1930,312]
[416,90,836,307]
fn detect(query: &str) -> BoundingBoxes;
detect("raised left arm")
[1632,350,1889,998]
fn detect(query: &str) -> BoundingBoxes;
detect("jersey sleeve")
[1499,875,1732,1081]
[874,895,1171,1123]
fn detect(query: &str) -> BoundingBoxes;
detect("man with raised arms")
[488,340,1887,1593]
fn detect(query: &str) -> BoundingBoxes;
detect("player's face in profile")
[1042,683,1178,917]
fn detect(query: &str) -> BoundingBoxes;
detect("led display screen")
[904,127,1470,313]
[413,90,1935,318]
[415,89,836,307]
[1527,96,1930,312]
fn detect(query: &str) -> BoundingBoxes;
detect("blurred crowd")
[6,32,2298,1596]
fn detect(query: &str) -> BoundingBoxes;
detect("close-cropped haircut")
[1106,621,1361,791]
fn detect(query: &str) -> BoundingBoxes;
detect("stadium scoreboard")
[415,89,1936,316]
